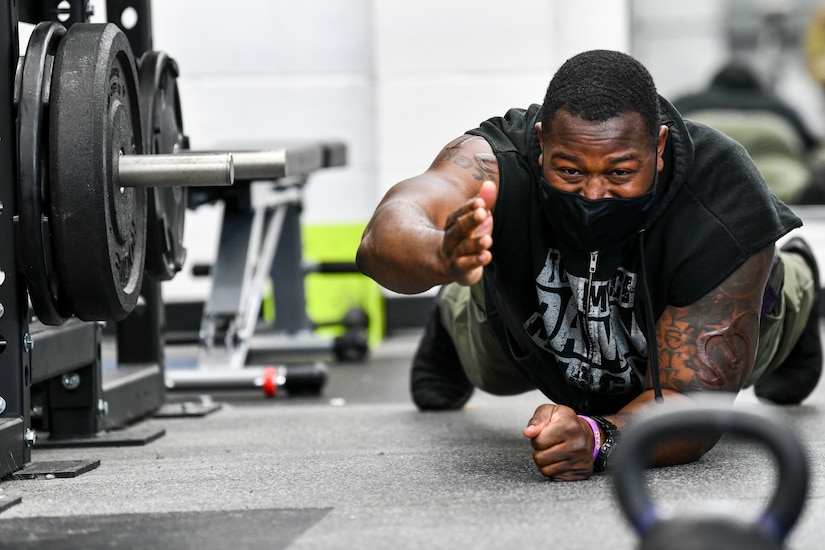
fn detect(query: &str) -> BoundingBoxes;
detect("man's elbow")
[650,434,723,468]
[355,238,374,279]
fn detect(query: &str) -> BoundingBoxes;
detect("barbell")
[16,21,231,323]
[16,21,319,324]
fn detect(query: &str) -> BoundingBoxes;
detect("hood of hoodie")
[644,95,695,229]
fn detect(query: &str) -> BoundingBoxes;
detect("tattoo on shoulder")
[655,247,772,393]
[436,136,499,182]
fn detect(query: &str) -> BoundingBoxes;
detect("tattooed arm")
[605,244,776,465]
[357,135,500,294]
[524,245,775,480]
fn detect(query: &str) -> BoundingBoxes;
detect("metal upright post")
[270,199,313,333]
[106,0,153,57]
[0,0,33,476]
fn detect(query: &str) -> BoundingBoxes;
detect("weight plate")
[49,23,146,321]
[17,22,70,325]
[138,50,188,281]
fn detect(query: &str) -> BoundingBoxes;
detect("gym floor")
[0,324,822,550]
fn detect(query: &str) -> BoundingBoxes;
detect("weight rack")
[0,0,177,486]
[1,0,356,494]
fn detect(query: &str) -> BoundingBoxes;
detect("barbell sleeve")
[210,146,324,181]
[230,150,289,181]
[117,152,235,188]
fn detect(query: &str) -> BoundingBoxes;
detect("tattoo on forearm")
[653,247,772,393]
[436,136,498,182]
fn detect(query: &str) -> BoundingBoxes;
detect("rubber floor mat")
[0,507,331,549]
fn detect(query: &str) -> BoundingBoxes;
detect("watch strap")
[590,415,620,472]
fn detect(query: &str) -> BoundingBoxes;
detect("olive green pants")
[438,249,816,395]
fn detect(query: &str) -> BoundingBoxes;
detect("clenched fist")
[523,404,597,481]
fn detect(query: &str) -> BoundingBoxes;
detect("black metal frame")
[0,2,169,479]
[0,0,32,480]
[3,0,355,473]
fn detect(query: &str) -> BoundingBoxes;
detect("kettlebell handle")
[612,397,809,543]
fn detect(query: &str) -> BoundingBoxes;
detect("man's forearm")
[356,200,451,294]
[600,389,725,467]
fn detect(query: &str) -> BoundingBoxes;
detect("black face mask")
[539,174,657,253]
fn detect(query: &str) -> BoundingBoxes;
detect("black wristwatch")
[591,415,620,472]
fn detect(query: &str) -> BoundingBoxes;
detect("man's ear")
[535,122,544,167]
[656,124,668,172]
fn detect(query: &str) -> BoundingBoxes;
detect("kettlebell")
[611,396,809,550]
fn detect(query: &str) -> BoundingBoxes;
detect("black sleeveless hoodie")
[465,97,801,415]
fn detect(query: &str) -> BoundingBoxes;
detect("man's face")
[536,109,667,200]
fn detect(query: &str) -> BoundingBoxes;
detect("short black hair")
[540,50,660,143]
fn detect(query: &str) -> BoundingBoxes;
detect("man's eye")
[560,168,580,176]
[611,170,640,180]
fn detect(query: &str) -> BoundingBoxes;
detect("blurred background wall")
[632,0,825,138]
[18,0,825,320]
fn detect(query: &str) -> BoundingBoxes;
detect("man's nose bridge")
[581,176,607,199]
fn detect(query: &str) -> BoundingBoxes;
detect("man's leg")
[751,237,822,404]
[410,290,474,411]
[410,282,534,411]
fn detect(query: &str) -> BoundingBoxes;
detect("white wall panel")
[553,0,631,62]
[372,0,631,201]
[375,73,553,188]
[372,0,555,75]
[151,0,372,75]
[150,1,375,225]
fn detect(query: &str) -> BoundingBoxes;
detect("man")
[356,50,822,481]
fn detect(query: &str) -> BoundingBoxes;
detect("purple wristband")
[578,415,602,461]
